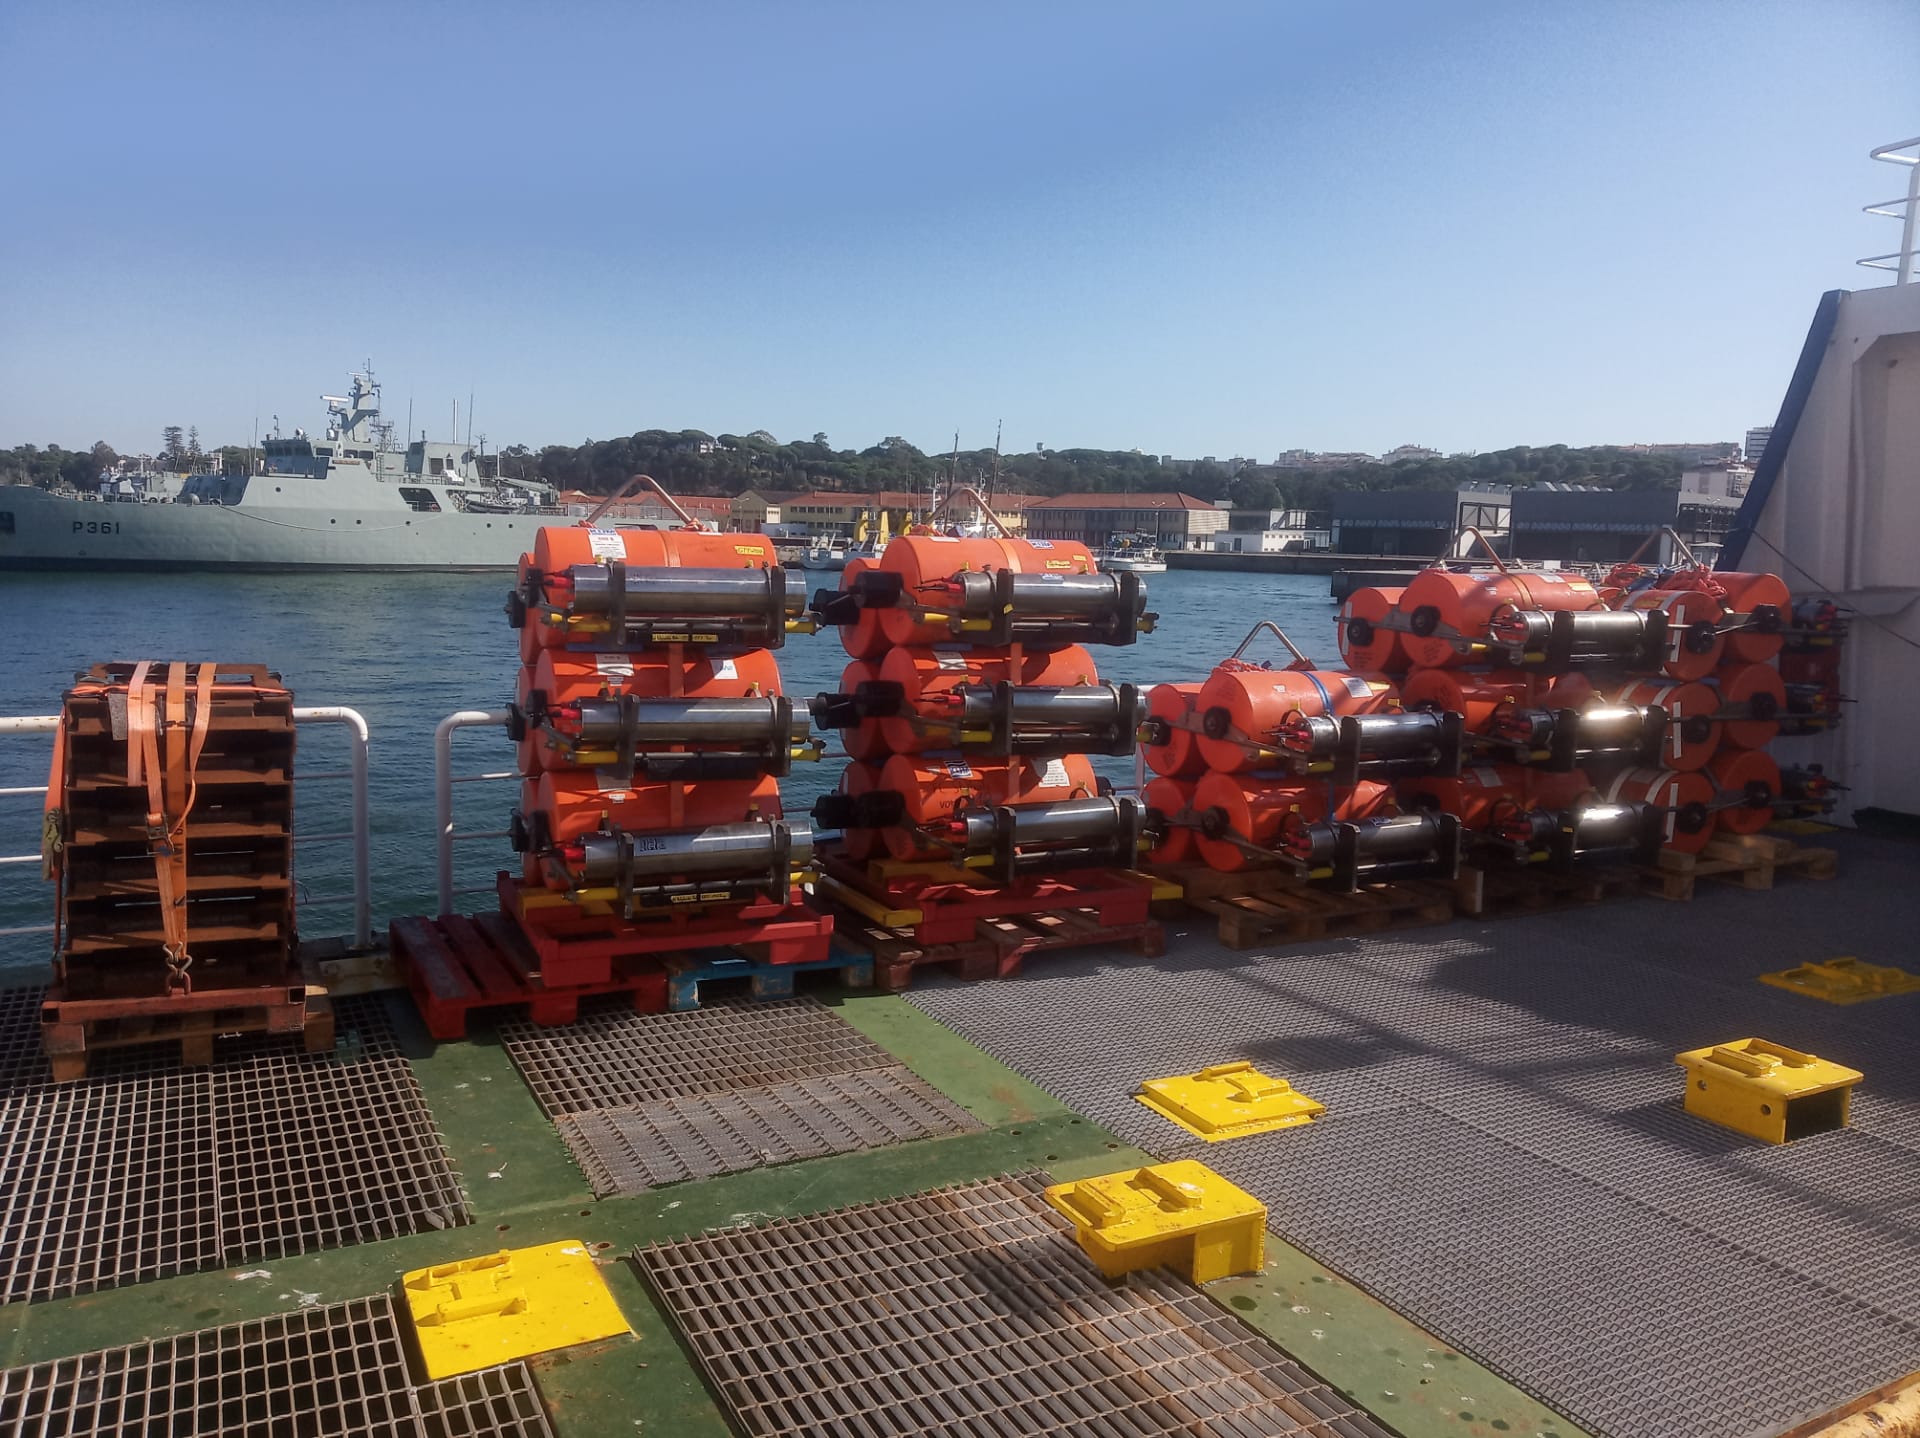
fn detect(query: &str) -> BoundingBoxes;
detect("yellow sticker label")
[1045,559,1071,570]
[735,544,767,556]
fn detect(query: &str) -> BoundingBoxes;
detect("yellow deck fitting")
[402,1239,631,1379]
[1675,1038,1863,1145]
[1136,1061,1324,1142]
[1043,1159,1266,1284]
[1759,956,1920,1006]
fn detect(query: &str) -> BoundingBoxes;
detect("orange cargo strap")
[126,661,217,992]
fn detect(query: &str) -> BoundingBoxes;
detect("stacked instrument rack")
[805,490,1169,990]
[40,661,327,1078]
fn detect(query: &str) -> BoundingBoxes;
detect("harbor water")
[0,566,1338,985]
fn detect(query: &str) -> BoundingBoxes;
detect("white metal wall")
[1752,282,1920,820]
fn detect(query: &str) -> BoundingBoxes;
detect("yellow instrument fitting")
[1759,957,1920,1005]
[1675,1038,1862,1144]
[1044,1160,1266,1284]
[402,1239,631,1380]
[1136,1061,1324,1142]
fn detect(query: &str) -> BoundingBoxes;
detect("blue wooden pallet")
[662,945,874,1012]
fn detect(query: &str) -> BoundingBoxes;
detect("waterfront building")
[1022,492,1226,549]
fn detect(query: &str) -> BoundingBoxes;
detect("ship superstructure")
[0,371,564,571]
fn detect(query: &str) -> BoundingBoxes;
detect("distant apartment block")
[1679,462,1753,501]
[1379,444,1442,463]
[1744,425,1774,463]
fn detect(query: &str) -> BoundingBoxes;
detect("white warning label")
[587,529,625,560]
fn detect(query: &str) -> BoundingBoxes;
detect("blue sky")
[0,1,1912,459]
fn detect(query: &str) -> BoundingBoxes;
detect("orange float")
[1671,571,1791,664]
[873,534,1099,646]
[1713,662,1787,751]
[529,772,782,852]
[1708,749,1781,836]
[834,556,889,660]
[1195,667,1397,773]
[1336,587,1409,673]
[1400,668,1531,733]
[1600,767,1716,853]
[530,525,774,575]
[832,762,886,861]
[1190,772,1394,871]
[1142,682,1207,778]
[1621,589,1726,681]
[1143,777,1199,865]
[513,649,785,773]
[873,752,1097,860]
[873,644,1098,754]
[1401,765,1593,830]
[1396,568,1601,669]
[1545,672,1596,710]
[1613,678,1720,773]
[835,659,889,761]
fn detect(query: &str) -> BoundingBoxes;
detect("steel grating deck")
[504,996,982,1196]
[0,992,469,1305]
[0,1293,551,1437]
[555,1066,981,1196]
[635,1172,1397,1438]
[906,831,1920,1438]
[498,996,901,1116]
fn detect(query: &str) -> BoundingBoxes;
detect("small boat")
[1098,532,1168,573]
[802,536,851,570]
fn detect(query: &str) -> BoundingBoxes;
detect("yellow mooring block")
[1044,1160,1266,1284]
[1675,1038,1863,1145]
[1759,956,1920,1006]
[1136,1061,1324,1142]
[402,1240,631,1379]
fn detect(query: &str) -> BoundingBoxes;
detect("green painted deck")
[0,988,1582,1438]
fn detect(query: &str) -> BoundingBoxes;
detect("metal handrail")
[0,707,373,949]
[1860,137,1920,286]
[435,709,514,916]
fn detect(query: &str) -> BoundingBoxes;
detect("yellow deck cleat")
[1758,956,1920,1005]
[1674,1038,1862,1144]
[402,1239,632,1379]
[1044,1160,1266,1284]
[1136,1061,1324,1142]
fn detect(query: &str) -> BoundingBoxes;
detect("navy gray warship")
[0,372,565,570]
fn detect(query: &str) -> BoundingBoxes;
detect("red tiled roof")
[1024,492,1218,511]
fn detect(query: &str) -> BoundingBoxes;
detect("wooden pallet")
[390,912,668,1041]
[815,849,1170,946]
[1453,862,1644,918]
[499,873,835,987]
[1647,834,1839,902]
[39,978,329,1082]
[661,947,874,1012]
[1187,869,1457,951]
[833,909,1165,993]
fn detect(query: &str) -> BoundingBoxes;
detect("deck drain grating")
[0,1294,421,1436]
[499,995,899,1117]
[635,1172,1396,1438]
[555,1065,983,1196]
[416,1361,556,1438]
[0,991,469,1305]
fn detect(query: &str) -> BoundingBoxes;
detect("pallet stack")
[41,661,326,1079]
[394,495,840,1036]
[806,515,1167,990]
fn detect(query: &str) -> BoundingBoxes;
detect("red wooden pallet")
[815,849,1159,946]
[496,872,834,988]
[390,911,668,1041]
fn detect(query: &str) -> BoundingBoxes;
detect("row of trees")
[3,420,1691,505]
[495,429,1691,510]
[0,442,121,490]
